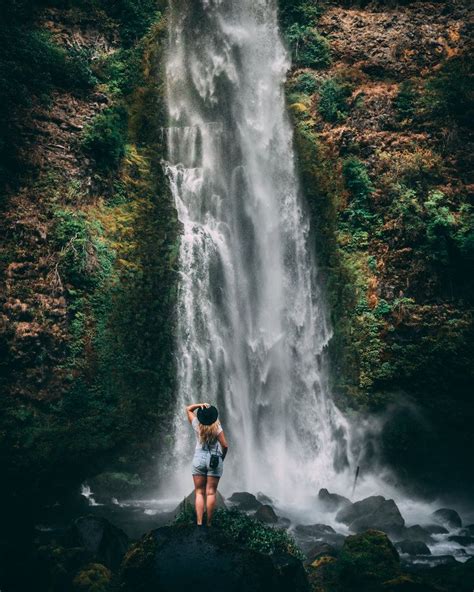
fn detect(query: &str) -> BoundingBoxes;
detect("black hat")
[197,405,218,425]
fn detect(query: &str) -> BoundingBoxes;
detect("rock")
[255,504,278,524]
[461,525,474,535]
[336,495,385,524]
[381,574,438,591]
[171,489,227,519]
[304,542,338,567]
[337,496,405,535]
[422,524,449,535]
[67,516,129,570]
[395,540,431,556]
[256,491,274,505]
[228,491,262,511]
[448,535,474,546]
[431,508,462,529]
[337,530,400,588]
[401,525,433,544]
[295,523,336,537]
[119,525,310,592]
[72,562,112,592]
[318,488,351,512]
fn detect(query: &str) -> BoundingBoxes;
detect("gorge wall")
[0,0,472,516]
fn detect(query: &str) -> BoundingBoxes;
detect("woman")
[186,402,229,527]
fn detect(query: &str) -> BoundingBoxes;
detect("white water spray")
[160,0,354,509]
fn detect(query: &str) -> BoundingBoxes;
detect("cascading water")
[161,0,355,511]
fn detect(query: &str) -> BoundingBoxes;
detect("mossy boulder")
[119,524,310,592]
[72,563,112,592]
[337,529,401,590]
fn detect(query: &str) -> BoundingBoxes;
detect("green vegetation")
[341,157,376,230]
[286,24,331,69]
[318,77,352,122]
[174,505,303,559]
[82,106,128,171]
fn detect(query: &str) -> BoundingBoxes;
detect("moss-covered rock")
[119,523,310,592]
[337,530,401,590]
[72,563,112,592]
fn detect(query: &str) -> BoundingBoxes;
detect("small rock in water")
[422,523,449,535]
[255,504,278,524]
[401,525,433,544]
[295,523,336,537]
[431,508,462,529]
[395,540,431,556]
[228,491,262,511]
[256,491,274,505]
[448,535,474,546]
[318,488,351,512]
[461,524,474,535]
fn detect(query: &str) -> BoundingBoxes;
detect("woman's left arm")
[185,402,209,423]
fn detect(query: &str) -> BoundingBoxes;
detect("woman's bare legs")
[193,475,207,525]
[206,476,220,525]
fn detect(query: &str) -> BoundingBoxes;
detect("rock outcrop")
[119,525,310,592]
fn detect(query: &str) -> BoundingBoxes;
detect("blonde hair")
[198,420,220,446]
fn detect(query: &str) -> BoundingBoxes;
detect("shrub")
[342,158,375,230]
[422,56,473,127]
[291,72,319,95]
[103,0,161,46]
[286,24,331,69]
[279,0,322,29]
[82,106,128,171]
[52,209,114,290]
[318,77,352,122]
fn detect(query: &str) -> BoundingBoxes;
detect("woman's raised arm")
[185,402,209,423]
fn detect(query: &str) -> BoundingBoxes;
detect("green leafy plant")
[286,24,331,69]
[318,77,352,122]
[82,106,128,171]
[175,506,303,559]
[291,72,319,95]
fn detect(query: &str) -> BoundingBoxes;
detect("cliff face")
[0,0,472,509]
[0,0,177,506]
[282,0,473,493]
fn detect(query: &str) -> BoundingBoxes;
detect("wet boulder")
[337,496,405,535]
[256,492,274,505]
[295,523,336,537]
[304,542,339,567]
[381,574,438,591]
[337,530,401,588]
[228,491,262,511]
[395,540,431,556]
[423,524,449,535]
[448,535,474,546]
[119,525,310,592]
[255,504,278,524]
[431,508,462,529]
[318,488,351,512]
[67,516,129,570]
[401,525,433,544]
[170,489,227,520]
[72,562,112,592]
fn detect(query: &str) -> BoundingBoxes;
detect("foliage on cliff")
[0,0,177,506]
[281,0,474,494]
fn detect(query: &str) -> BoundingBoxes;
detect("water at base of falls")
[157,0,354,511]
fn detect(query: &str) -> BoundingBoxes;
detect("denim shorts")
[191,450,223,478]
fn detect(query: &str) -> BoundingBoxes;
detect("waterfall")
[162,0,354,509]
